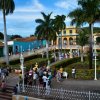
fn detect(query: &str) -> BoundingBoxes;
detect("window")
[69,30,72,34]
[63,30,66,34]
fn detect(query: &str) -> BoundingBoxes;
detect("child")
[1,80,6,92]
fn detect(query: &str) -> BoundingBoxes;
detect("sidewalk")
[6,73,19,86]
[51,78,100,93]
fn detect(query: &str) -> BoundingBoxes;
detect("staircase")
[0,85,14,100]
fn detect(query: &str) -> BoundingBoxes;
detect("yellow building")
[54,26,100,54]
[56,26,79,50]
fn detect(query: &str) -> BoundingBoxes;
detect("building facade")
[55,26,100,53]
[56,26,79,50]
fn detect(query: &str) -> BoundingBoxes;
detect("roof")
[14,36,37,42]
[0,41,4,47]
[94,33,100,36]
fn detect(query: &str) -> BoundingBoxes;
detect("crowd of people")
[19,65,53,88]
[0,64,76,95]
[0,67,12,92]
[18,64,76,86]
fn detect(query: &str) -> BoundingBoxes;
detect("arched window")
[63,38,67,45]
[69,37,73,45]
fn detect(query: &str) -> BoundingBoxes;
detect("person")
[63,71,68,79]
[0,68,1,77]
[13,84,18,94]
[33,71,38,85]
[56,70,61,82]
[45,78,51,95]
[42,73,48,87]
[59,67,63,78]
[72,67,76,78]
[1,80,6,92]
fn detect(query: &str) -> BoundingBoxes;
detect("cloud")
[55,0,78,10]
[55,0,69,9]
[32,0,44,10]
[15,0,45,13]
[6,13,42,21]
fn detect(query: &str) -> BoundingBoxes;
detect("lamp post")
[70,45,72,58]
[76,45,80,57]
[20,53,25,92]
[28,45,31,55]
[94,41,97,80]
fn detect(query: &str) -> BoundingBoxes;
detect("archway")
[69,37,73,45]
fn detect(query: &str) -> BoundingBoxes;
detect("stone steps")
[0,85,14,100]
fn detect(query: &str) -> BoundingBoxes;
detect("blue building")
[8,37,46,54]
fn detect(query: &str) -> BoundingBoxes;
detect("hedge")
[66,69,100,80]
[51,57,81,69]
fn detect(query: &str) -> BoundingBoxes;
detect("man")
[72,67,76,79]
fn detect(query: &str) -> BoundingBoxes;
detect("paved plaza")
[5,73,100,93]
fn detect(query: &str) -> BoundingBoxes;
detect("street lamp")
[20,53,25,92]
[77,45,80,57]
[70,45,72,58]
[94,41,97,80]
[28,45,31,55]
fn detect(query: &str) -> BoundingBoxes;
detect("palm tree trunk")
[61,30,62,54]
[3,1,9,65]
[46,40,49,59]
[81,46,84,62]
[89,23,93,69]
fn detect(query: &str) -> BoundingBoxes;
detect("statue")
[33,62,38,71]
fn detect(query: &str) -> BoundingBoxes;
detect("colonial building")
[55,26,100,52]
[56,26,79,50]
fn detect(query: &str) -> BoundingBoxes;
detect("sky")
[0,0,100,37]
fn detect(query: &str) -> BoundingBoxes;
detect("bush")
[76,69,100,80]
[51,57,81,69]
[64,68,100,80]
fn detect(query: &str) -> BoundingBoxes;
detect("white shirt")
[72,68,75,73]
[0,69,1,73]
[33,73,37,79]
[42,76,47,83]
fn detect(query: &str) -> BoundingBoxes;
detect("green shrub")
[64,68,100,80]
[51,57,81,69]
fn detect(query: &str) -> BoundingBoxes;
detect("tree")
[68,0,100,69]
[0,32,4,39]
[76,29,88,62]
[53,15,66,55]
[0,0,15,65]
[35,12,56,59]
[10,35,22,40]
[96,37,100,44]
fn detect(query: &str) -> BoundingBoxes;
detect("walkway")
[5,73,100,93]
[51,78,100,93]
[0,46,55,63]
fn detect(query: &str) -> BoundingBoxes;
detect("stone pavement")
[6,73,19,86]
[51,78,100,93]
[5,73,100,93]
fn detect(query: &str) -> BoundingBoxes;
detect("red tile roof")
[14,36,37,42]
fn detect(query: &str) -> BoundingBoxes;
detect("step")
[0,91,12,96]
[0,98,11,100]
[0,94,12,100]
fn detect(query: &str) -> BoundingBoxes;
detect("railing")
[18,84,100,100]
[0,46,55,63]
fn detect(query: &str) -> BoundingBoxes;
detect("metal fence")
[18,84,100,100]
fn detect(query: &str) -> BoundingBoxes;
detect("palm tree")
[0,0,15,65]
[35,12,56,59]
[68,0,100,69]
[53,15,66,56]
[96,36,100,46]
[76,29,88,62]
